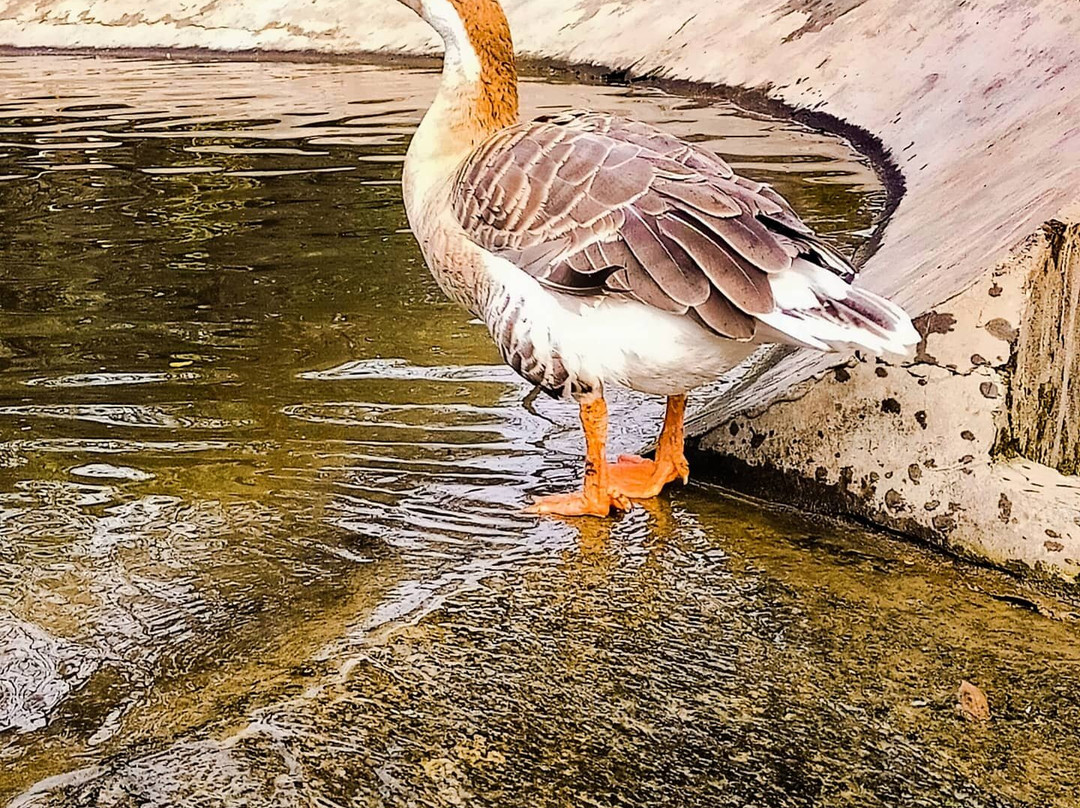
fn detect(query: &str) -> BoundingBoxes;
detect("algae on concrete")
[1006,219,1080,477]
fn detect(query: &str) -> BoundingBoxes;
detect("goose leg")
[608,394,691,500]
[526,394,632,517]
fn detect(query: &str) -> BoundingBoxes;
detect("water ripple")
[0,55,913,806]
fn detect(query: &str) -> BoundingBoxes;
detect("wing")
[451,110,856,341]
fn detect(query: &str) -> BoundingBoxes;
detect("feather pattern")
[449,109,848,341]
[401,0,918,404]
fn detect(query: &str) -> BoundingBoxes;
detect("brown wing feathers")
[452,111,839,340]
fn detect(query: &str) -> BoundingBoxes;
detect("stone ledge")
[693,208,1080,585]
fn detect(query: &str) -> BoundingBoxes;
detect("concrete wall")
[694,214,1080,585]
[2,0,1078,584]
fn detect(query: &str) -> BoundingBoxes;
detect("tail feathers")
[757,260,920,358]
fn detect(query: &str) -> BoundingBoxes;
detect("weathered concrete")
[695,211,1080,584]
[1,0,1078,582]
[1006,216,1080,477]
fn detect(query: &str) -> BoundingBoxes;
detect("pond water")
[0,55,1077,807]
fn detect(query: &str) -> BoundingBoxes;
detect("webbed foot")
[607,453,690,500]
[525,488,632,518]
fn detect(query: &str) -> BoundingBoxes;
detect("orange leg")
[526,395,632,517]
[608,394,691,500]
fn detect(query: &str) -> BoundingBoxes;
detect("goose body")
[395,0,919,516]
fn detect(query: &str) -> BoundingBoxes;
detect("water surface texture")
[0,56,1077,806]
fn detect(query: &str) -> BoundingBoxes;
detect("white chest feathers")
[479,254,757,398]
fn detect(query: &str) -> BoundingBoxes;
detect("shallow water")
[0,55,1077,806]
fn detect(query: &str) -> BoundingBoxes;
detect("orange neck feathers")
[448,0,519,133]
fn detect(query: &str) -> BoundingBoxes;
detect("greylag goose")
[394,0,919,516]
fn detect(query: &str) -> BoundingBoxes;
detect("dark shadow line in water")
[520,384,559,427]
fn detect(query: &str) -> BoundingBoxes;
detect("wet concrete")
[9,499,1080,807]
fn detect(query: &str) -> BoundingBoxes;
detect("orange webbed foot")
[525,488,632,518]
[608,453,690,500]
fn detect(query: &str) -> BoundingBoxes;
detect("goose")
[394,0,919,517]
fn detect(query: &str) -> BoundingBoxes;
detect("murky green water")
[0,56,1077,807]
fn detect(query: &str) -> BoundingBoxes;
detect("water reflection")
[1,55,1075,807]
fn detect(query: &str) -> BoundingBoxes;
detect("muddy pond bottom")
[0,56,1077,807]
